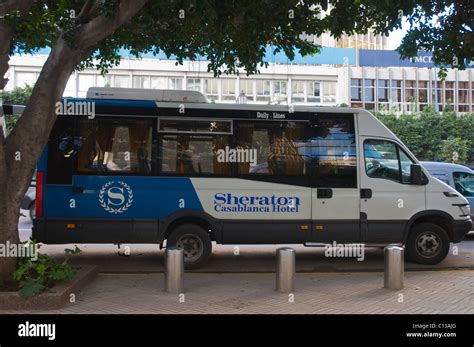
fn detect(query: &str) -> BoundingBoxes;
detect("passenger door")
[309,114,361,243]
[359,137,426,243]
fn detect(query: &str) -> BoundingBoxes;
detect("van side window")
[364,140,413,183]
[235,121,307,177]
[46,118,75,184]
[453,172,474,197]
[75,118,154,175]
[308,116,357,188]
[431,173,449,185]
[158,119,232,176]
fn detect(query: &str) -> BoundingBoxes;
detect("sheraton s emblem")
[99,181,133,214]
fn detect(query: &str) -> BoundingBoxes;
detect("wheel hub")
[176,234,203,262]
[416,232,441,256]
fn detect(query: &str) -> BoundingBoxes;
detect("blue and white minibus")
[14,87,472,268]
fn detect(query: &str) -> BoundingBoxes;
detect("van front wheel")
[406,223,450,265]
[166,224,212,270]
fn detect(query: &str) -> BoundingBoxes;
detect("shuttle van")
[17,87,471,268]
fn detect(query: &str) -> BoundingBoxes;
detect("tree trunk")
[0,37,85,290]
[0,188,21,290]
[0,0,149,291]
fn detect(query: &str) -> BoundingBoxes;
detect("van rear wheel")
[166,224,212,270]
[406,223,450,265]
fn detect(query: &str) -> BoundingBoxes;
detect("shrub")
[13,241,81,298]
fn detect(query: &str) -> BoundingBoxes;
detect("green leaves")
[18,278,46,298]
[14,241,80,298]
[376,110,474,164]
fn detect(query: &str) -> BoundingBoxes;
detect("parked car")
[421,162,474,221]
[20,173,36,221]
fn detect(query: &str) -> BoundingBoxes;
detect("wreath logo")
[99,181,133,214]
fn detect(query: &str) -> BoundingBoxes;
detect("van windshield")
[453,172,474,197]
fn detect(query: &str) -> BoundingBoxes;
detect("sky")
[387,19,410,50]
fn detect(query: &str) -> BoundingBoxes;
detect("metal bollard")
[384,245,404,290]
[276,247,295,293]
[164,247,184,293]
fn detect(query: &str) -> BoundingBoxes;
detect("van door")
[309,114,360,243]
[359,137,426,243]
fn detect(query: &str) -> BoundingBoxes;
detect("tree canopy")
[2,0,472,88]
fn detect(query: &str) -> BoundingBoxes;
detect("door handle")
[72,186,84,194]
[317,188,333,199]
[360,188,372,199]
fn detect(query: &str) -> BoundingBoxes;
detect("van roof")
[421,161,474,173]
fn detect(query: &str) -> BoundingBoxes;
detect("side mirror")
[410,164,424,185]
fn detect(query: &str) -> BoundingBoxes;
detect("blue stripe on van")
[62,98,158,109]
[43,176,203,219]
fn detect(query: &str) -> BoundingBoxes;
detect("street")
[18,211,474,273]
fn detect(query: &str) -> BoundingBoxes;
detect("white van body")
[19,88,472,268]
[421,162,474,220]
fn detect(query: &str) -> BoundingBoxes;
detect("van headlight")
[459,204,471,216]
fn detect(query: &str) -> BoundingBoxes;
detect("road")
[18,212,474,273]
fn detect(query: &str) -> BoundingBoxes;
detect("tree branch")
[75,0,149,50]
[0,0,35,90]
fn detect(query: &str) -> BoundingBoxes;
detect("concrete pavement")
[1,270,473,314]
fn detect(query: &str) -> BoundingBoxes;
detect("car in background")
[421,162,474,221]
[20,171,36,221]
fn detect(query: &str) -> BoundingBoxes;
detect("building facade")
[4,46,474,114]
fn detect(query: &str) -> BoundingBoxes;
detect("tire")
[29,201,36,221]
[406,223,450,265]
[166,224,212,270]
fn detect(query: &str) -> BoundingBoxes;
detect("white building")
[4,40,474,114]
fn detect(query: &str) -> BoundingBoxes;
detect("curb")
[0,265,98,310]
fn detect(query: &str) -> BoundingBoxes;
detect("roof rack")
[87,87,208,103]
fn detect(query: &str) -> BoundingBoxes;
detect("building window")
[364,79,375,103]
[16,72,37,88]
[322,81,336,103]
[113,75,130,88]
[308,81,321,103]
[204,79,218,101]
[63,76,76,97]
[418,80,428,104]
[291,80,305,103]
[445,81,454,105]
[96,75,112,88]
[187,78,201,92]
[405,80,416,103]
[169,77,183,90]
[239,79,254,101]
[273,80,287,103]
[151,77,167,89]
[221,79,236,101]
[351,79,362,103]
[256,80,271,102]
[458,81,469,112]
[378,80,389,102]
[390,80,402,103]
[431,81,443,108]
[78,74,95,97]
[133,76,150,89]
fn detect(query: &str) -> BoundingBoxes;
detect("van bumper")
[452,219,472,242]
